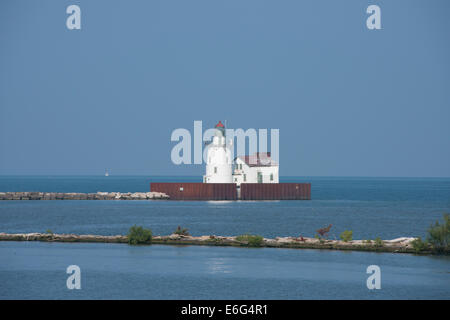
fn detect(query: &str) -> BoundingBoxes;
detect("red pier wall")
[240,183,311,200]
[151,182,311,200]
[150,183,237,200]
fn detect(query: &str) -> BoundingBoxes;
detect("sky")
[0,0,449,177]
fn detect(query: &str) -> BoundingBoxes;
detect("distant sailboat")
[105,169,109,177]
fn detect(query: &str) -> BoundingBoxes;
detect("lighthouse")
[151,120,311,199]
[203,121,233,183]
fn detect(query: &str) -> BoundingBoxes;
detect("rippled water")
[0,176,449,299]
[1,176,449,239]
[1,242,449,300]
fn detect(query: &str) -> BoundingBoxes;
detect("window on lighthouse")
[214,167,217,174]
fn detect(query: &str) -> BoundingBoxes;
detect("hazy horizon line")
[1,174,449,179]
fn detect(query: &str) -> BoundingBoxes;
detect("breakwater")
[0,232,433,254]
[0,192,169,200]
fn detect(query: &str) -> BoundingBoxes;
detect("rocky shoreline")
[0,232,434,254]
[0,192,169,200]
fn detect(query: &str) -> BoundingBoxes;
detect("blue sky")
[1,0,449,177]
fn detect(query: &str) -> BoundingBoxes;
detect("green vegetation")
[406,214,450,254]
[374,237,384,247]
[363,239,372,244]
[127,225,152,245]
[411,237,429,253]
[235,234,264,247]
[339,230,353,242]
[173,226,190,236]
[426,214,450,253]
[45,229,53,235]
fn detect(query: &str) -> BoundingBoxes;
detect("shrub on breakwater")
[235,234,264,247]
[411,237,429,253]
[427,213,450,253]
[127,225,152,245]
[173,226,190,236]
[339,230,353,242]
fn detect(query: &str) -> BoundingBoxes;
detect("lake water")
[0,176,449,299]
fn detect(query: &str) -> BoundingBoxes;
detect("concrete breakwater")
[0,191,169,200]
[0,232,427,254]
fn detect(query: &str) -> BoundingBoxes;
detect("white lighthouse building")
[232,152,279,186]
[203,121,233,183]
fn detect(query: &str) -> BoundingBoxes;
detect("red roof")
[237,152,277,167]
[215,121,224,128]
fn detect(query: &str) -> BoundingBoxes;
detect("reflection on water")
[0,242,448,299]
[207,258,232,275]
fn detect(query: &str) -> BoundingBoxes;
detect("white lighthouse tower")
[203,121,233,183]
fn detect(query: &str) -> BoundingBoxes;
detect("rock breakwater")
[0,192,169,200]
[0,232,433,254]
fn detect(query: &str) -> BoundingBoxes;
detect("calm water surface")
[0,176,449,299]
[1,242,449,299]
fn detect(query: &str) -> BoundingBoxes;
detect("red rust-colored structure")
[150,183,237,200]
[150,182,311,200]
[240,183,311,200]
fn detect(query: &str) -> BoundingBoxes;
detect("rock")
[0,191,169,200]
[105,193,115,200]
[385,237,416,244]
